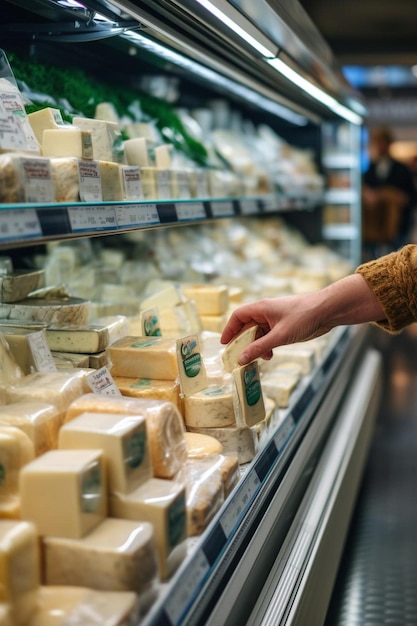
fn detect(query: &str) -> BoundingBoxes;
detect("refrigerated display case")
[0,1,381,625]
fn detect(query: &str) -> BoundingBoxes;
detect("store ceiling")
[298,0,417,67]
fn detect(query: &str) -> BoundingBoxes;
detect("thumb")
[238,333,276,364]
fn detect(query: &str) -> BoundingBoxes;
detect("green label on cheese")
[80,463,102,514]
[168,493,186,549]
[131,378,152,388]
[131,339,158,348]
[243,365,262,406]
[123,429,146,470]
[0,464,5,486]
[183,352,201,378]
[204,386,225,397]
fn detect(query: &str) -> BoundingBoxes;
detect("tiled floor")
[325,325,417,625]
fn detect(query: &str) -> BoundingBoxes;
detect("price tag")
[211,201,234,218]
[220,469,260,537]
[0,209,42,242]
[86,367,121,396]
[176,202,206,221]
[274,415,295,453]
[21,158,55,203]
[239,198,259,215]
[68,205,117,233]
[114,203,160,228]
[176,170,191,199]
[164,550,210,625]
[28,331,56,372]
[0,100,27,151]
[78,160,102,202]
[120,166,143,200]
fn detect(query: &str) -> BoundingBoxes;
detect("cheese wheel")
[20,449,107,539]
[188,425,257,464]
[0,520,40,626]
[113,376,181,409]
[42,518,158,598]
[184,460,224,536]
[46,324,111,354]
[184,384,235,428]
[0,297,89,327]
[184,432,224,458]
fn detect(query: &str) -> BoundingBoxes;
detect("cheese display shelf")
[0,192,323,249]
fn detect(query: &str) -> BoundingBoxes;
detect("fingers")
[238,333,276,365]
[220,309,256,344]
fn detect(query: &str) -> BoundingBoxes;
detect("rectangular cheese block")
[232,361,266,428]
[46,325,111,354]
[72,117,123,163]
[182,284,229,316]
[89,315,130,345]
[20,449,107,539]
[65,394,187,480]
[265,345,315,375]
[51,351,90,369]
[140,284,184,312]
[42,518,158,598]
[123,137,149,167]
[184,383,235,428]
[98,161,123,201]
[158,302,201,337]
[6,371,86,413]
[183,459,224,536]
[0,401,62,456]
[0,426,34,518]
[110,478,187,579]
[28,586,140,626]
[0,327,52,375]
[50,157,80,202]
[222,325,257,373]
[59,411,151,494]
[42,128,93,160]
[108,336,179,381]
[0,521,40,626]
[27,107,64,144]
[199,313,229,333]
[0,270,44,304]
[113,376,181,409]
[261,372,300,408]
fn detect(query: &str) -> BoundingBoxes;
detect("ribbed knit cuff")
[355,245,417,332]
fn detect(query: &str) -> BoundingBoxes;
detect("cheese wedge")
[222,325,258,373]
[0,270,44,304]
[46,325,111,354]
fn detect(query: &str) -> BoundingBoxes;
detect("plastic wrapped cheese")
[182,284,229,316]
[188,424,256,464]
[20,449,107,539]
[261,371,300,408]
[72,117,123,163]
[0,334,23,394]
[50,157,80,202]
[42,519,158,600]
[182,459,224,536]
[109,478,187,580]
[28,585,140,626]
[184,432,224,458]
[0,426,34,519]
[6,371,87,414]
[0,520,40,626]
[0,401,62,456]
[113,376,182,410]
[0,153,53,203]
[108,336,179,381]
[59,411,152,494]
[65,394,187,479]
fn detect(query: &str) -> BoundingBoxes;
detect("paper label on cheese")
[78,159,102,202]
[120,165,143,200]
[0,84,39,153]
[27,330,57,372]
[0,99,27,151]
[21,158,55,203]
[233,361,265,428]
[86,366,121,396]
[123,427,147,472]
[168,492,187,549]
[176,334,207,396]
[80,460,102,514]
[141,307,162,337]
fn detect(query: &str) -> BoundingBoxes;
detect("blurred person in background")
[362,126,417,259]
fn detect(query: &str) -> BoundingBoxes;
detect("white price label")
[86,367,121,396]
[211,201,234,217]
[120,166,143,200]
[28,331,56,372]
[68,205,117,232]
[21,158,55,203]
[176,171,191,199]
[115,203,160,228]
[0,209,42,242]
[0,100,27,150]
[176,202,206,221]
[240,199,259,215]
[78,160,102,202]
[220,470,260,537]
[164,550,210,624]
[156,169,171,200]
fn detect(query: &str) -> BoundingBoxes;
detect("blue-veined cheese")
[72,117,123,163]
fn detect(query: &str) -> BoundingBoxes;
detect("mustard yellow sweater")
[356,244,417,332]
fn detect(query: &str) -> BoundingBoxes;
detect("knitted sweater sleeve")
[355,244,417,332]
